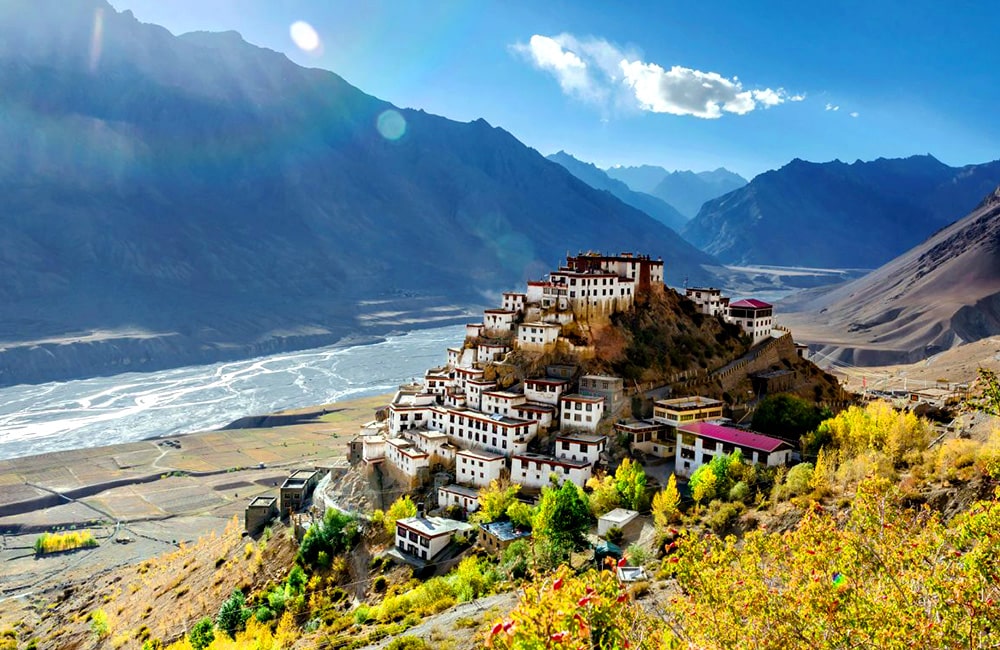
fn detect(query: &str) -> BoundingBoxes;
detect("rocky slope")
[782,186,1000,365]
[683,155,1000,268]
[0,0,721,385]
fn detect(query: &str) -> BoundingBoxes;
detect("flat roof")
[561,393,605,403]
[556,432,607,444]
[483,309,517,315]
[513,453,591,469]
[655,396,724,410]
[679,421,789,453]
[525,377,570,386]
[457,448,505,461]
[290,469,319,479]
[397,516,474,539]
[480,520,532,542]
[580,374,623,382]
[613,419,665,432]
[600,508,639,524]
[249,496,277,507]
[514,403,557,413]
[439,484,480,499]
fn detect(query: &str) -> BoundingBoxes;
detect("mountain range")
[683,155,1000,268]
[0,0,720,385]
[546,152,688,232]
[782,185,1000,365]
[606,165,747,218]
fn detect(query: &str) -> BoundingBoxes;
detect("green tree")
[505,500,534,528]
[534,480,591,552]
[614,458,649,511]
[216,589,250,639]
[651,473,681,528]
[383,495,418,535]
[782,462,814,499]
[470,480,521,524]
[297,508,359,569]
[188,618,215,650]
[753,393,831,439]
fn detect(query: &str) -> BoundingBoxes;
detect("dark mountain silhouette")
[0,0,720,385]
[683,155,1000,268]
[782,186,1000,365]
[546,152,688,232]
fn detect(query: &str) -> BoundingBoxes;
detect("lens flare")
[88,7,104,72]
[376,110,407,141]
[289,21,321,53]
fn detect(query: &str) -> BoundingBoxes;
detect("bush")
[781,463,814,499]
[353,605,372,625]
[728,481,750,503]
[188,618,214,650]
[297,509,359,569]
[90,609,109,639]
[704,501,743,534]
[386,635,429,650]
[606,526,624,545]
[216,589,250,639]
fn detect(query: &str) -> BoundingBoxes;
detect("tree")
[810,447,831,495]
[690,465,717,508]
[216,589,250,639]
[383,495,417,535]
[297,508,359,568]
[534,480,591,553]
[470,480,520,524]
[782,462,814,499]
[968,367,1000,416]
[613,458,648,511]
[505,500,534,528]
[188,618,215,650]
[585,473,621,517]
[651,473,681,528]
[813,401,930,463]
[752,393,830,439]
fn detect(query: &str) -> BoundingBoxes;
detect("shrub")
[90,609,109,639]
[187,618,214,650]
[386,634,429,650]
[728,481,750,503]
[605,526,624,545]
[216,589,250,639]
[782,463,814,499]
[353,605,372,625]
[705,501,743,534]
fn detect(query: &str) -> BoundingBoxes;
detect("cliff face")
[0,0,721,385]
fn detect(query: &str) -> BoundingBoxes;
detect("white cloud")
[825,103,840,111]
[513,33,802,119]
[850,111,859,118]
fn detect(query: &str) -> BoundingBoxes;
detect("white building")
[555,432,607,465]
[465,323,484,339]
[447,346,475,369]
[511,402,557,431]
[424,367,452,396]
[598,508,642,541]
[403,428,456,468]
[548,268,634,317]
[483,309,517,335]
[675,421,793,479]
[525,280,567,309]
[454,366,486,393]
[685,287,730,317]
[726,299,774,345]
[477,342,509,364]
[395,516,474,561]
[361,434,386,465]
[524,378,570,406]
[481,389,527,417]
[387,390,438,435]
[456,448,506,487]
[516,322,562,351]
[465,378,497,411]
[563,252,664,290]
[614,419,670,458]
[445,408,536,455]
[438,484,481,514]
[579,375,625,414]
[501,292,526,313]
[511,453,593,489]
[560,393,606,432]
[384,438,430,483]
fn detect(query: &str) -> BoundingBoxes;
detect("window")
[562,441,569,450]
[702,454,713,464]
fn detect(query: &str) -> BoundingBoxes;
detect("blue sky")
[111,0,999,179]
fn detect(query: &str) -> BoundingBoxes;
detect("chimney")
[417,501,425,517]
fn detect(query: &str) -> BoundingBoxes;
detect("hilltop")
[0,0,720,386]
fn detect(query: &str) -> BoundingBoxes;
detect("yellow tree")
[470,479,521,524]
[652,473,681,529]
[383,494,417,535]
[810,447,831,496]
[585,473,621,517]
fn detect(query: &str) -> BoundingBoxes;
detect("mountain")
[683,155,1000,268]
[649,168,748,218]
[0,0,721,385]
[604,164,670,193]
[606,165,748,218]
[546,152,688,232]
[781,185,1000,365]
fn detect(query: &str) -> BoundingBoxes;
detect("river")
[0,324,466,460]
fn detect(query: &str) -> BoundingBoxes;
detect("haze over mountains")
[546,152,688,232]
[783,185,1000,365]
[606,165,747,218]
[683,155,1000,268]
[0,0,719,385]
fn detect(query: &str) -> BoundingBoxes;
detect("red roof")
[729,299,772,309]
[678,421,789,453]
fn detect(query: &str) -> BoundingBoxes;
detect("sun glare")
[377,110,407,141]
[289,20,321,53]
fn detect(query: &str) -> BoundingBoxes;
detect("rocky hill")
[782,185,1000,365]
[547,152,688,232]
[683,155,1000,268]
[0,0,720,386]
[649,168,747,219]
